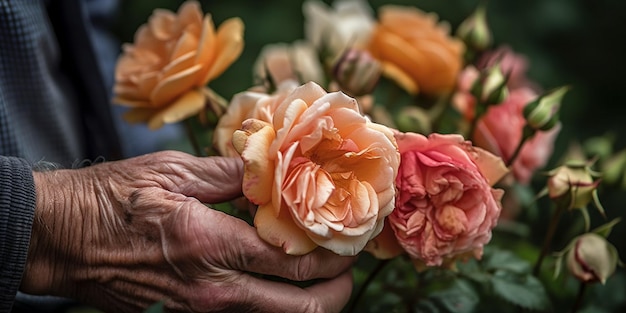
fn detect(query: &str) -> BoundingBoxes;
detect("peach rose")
[368,133,507,267]
[368,6,464,95]
[232,82,400,256]
[113,0,244,129]
[214,80,299,157]
[473,88,561,184]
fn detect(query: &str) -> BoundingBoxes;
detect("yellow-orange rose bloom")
[232,82,400,256]
[368,5,464,95]
[113,0,244,129]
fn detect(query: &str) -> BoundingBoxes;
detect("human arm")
[19,150,354,313]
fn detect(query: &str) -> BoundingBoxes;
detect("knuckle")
[294,254,316,281]
[301,298,325,313]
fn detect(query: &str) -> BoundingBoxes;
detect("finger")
[228,218,356,281]
[142,151,244,203]
[235,270,353,313]
[182,156,244,203]
[305,270,353,313]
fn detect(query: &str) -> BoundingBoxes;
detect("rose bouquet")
[113,1,625,312]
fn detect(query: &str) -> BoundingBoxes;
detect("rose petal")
[150,64,202,106]
[122,107,154,124]
[201,17,245,84]
[365,221,405,259]
[238,120,276,205]
[147,88,205,129]
[255,203,317,255]
[472,146,509,186]
[149,9,178,41]
[161,51,196,80]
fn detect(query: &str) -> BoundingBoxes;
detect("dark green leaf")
[483,248,532,274]
[414,299,441,313]
[491,273,551,311]
[429,279,479,313]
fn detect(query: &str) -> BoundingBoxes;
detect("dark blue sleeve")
[0,156,36,313]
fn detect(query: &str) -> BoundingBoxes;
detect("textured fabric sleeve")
[0,156,35,313]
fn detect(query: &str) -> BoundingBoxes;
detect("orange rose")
[368,5,464,95]
[232,82,400,256]
[113,0,244,129]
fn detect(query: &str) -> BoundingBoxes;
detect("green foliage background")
[108,1,626,312]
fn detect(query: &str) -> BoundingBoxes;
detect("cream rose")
[252,41,325,87]
[303,0,375,63]
[113,0,244,129]
[232,82,400,256]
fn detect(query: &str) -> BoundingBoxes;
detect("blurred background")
[107,0,626,311]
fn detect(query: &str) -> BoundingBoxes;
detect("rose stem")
[185,118,203,157]
[506,125,534,167]
[346,259,390,313]
[532,203,566,276]
[571,282,587,313]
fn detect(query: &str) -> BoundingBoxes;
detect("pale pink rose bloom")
[473,88,561,184]
[232,81,400,256]
[368,132,507,267]
[214,80,299,157]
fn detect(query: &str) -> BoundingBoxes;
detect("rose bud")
[523,86,569,131]
[456,3,492,52]
[547,161,601,211]
[470,62,508,106]
[333,48,382,97]
[566,233,620,284]
[394,106,431,134]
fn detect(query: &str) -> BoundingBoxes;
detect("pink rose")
[453,46,560,184]
[214,80,299,157]
[368,133,507,267]
[232,82,400,256]
[473,88,561,184]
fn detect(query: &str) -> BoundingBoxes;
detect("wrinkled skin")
[21,151,354,313]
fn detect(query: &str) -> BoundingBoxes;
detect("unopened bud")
[547,161,600,210]
[395,106,431,134]
[456,3,492,52]
[523,86,569,131]
[566,233,619,284]
[470,63,508,105]
[333,48,382,97]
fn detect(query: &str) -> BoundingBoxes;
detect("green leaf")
[144,301,165,313]
[429,279,479,313]
[491,273,551,311]
[483,248,532,274]
[592,217,622,238]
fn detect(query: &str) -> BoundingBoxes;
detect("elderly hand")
[21,151,354,313]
